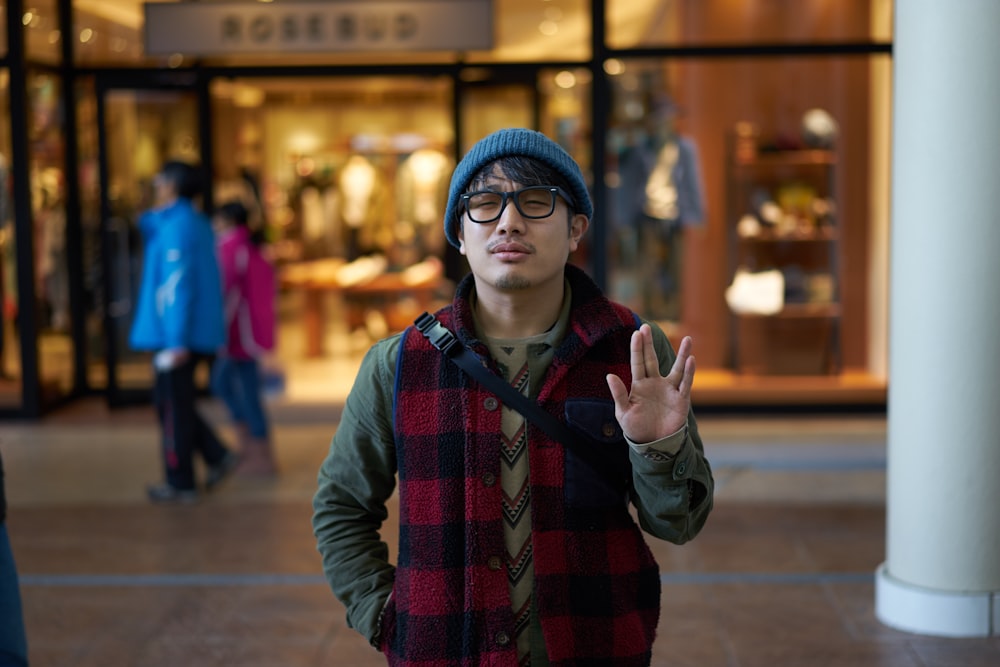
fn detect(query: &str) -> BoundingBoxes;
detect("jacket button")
[488,556,502,571]
[602,422,617,438]
[484,397,499,410]
[495,631,510,646]
[482,472,496,487]
[675,461,687,476]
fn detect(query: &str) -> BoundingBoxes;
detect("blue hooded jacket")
[128,199,225,353]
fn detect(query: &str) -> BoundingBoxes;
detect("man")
[130,161,236,503]
[313,129,714,665]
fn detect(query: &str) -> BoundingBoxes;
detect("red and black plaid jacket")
[385,265,660,666]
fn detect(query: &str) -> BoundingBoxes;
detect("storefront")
[0,0,892,417]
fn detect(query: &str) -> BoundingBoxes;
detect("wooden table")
[280,258,446,357]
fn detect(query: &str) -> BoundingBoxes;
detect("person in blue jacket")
[130,160,237,503]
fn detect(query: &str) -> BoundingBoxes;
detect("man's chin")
[494,272,532,290]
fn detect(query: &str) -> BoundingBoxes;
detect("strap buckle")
[415,312,460,356]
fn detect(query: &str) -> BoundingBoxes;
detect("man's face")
[457,170,588,294]
[152,172,176,207]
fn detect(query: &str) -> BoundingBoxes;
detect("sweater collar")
[452,263,614,355]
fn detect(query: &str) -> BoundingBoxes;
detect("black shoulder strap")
[414,312,580,448]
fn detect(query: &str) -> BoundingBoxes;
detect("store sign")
[143,0,493,55]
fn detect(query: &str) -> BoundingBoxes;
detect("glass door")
[0,67,21,410]
[96,81,202,406]
[458,80,534,153]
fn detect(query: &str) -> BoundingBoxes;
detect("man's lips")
[490,242,532,259]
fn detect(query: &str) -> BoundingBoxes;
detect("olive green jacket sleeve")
[312,335,402,647]
[628,320,714,545]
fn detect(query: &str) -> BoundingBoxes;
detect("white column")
[876,0,1000,637]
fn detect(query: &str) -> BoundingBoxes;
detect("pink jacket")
[216,226,256,359]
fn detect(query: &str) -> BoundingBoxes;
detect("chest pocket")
[563,398,632,508]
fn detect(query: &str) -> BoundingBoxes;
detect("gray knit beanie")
[443,128,593,248]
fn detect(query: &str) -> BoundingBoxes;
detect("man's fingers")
[678,354,696,397]
[630,324,659,381]
[631,328,695,395]
[675,335,693,364]
[666,336,687,380]
[641,325,660,378]
[630,328,646,381]
[606,373,628,412]
[668,336,694,389]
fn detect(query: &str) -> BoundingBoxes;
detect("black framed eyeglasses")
[460,186,572,223]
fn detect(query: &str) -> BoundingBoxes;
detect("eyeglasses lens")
[465,187,557,223]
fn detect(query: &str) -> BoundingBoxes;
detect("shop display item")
[725,268,785,316]
[801,108,839,149]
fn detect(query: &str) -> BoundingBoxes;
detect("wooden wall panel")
[670,53,874,372]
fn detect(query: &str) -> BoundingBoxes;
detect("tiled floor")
[3,399,999,666]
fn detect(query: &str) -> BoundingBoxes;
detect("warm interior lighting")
[538,20,558,36]
[233,85,265,108]
[295,157,315,177]
[604,58,625,76]
[79,28,94,44]
[554,70,576,89]
[287,131,321,154]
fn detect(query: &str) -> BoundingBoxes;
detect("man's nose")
[495,201,527,233]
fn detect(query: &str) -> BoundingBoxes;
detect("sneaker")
[236,443,278,478]
[147,483,199,504]
[205,451,239,491]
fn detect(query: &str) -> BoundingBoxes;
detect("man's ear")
[457,222,467,255]
[569,213,589,250]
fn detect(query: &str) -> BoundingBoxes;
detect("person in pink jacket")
[212,201,278,477]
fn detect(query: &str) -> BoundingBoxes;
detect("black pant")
[154,356,229,490]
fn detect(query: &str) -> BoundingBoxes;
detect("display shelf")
[733,148,835,168]
[737,228,839,243]
[735,303,841,319]
[726,128,841,376]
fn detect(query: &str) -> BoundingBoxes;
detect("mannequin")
[395,147,453,265]
[337,154,383,259]
[339,155,377,228]
[616,96,705,321]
